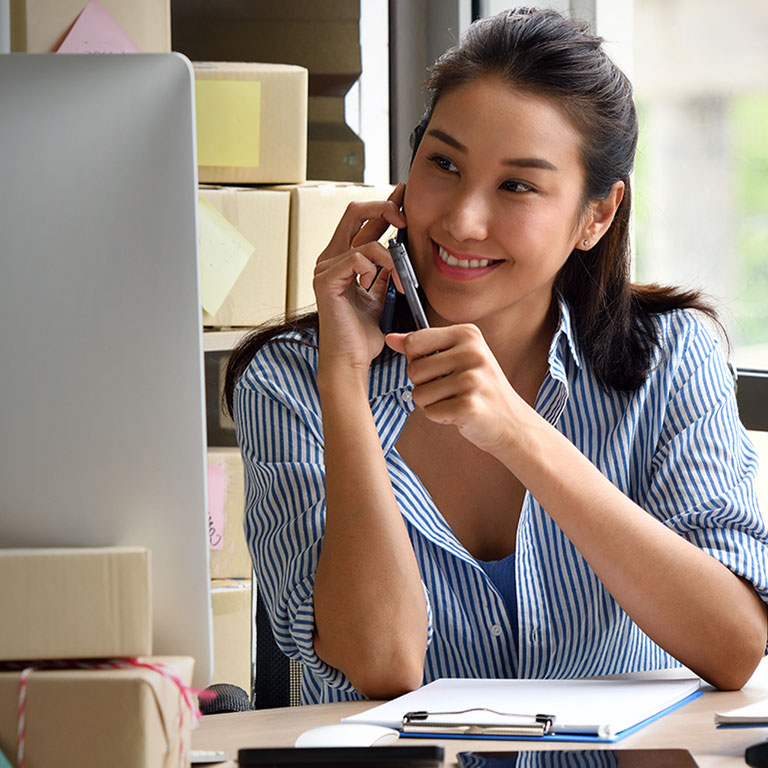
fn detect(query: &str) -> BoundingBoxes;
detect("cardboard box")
[194,62,308,185]
[10,0,171,52]
[210,579,252,694]
[173,1,360,96]
[207,448,251,579]
[0,547,151,662]
[268,182,394,313]
[199,186,291,328]
[0,656,194,768]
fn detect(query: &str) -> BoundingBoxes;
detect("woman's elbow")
[702,623,767,691]
[314,632,425,699]
[350,656,425,700]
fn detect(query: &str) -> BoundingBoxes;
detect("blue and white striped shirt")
[234,300,768,704]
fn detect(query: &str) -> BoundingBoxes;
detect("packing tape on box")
[4,658,212,768]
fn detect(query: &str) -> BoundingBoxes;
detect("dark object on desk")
[199,683,252,714]
[746,739,768,767]
[238,746,444,767]
[457,749,699,767]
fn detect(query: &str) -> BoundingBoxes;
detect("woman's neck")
[477,296,558,381]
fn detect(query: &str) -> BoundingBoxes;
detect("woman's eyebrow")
[426,128,558,171]
[427,128,466,152]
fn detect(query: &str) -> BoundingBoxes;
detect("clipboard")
[344,676,702,742]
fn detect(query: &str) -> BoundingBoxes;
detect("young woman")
[225,8,768,704]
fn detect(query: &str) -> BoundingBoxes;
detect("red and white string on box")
[8,658,213,768]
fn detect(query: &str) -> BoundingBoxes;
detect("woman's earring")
[582,239,590,248]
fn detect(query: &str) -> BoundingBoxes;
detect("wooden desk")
[192,660,768,767]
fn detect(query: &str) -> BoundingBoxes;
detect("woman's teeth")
[438,245,493,268]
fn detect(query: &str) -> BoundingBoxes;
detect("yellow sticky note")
[198,198,255,316]
[195,80,261,168]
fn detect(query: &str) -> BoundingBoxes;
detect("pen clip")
[389,238,419,289]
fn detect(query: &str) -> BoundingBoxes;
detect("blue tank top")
[477,551,519,653]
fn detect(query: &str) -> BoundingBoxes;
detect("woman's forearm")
[500,408,768,690]
[313,365,428,698]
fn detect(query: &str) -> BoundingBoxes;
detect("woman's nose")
[441,188,490,243]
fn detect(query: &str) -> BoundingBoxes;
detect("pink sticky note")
[207,462,228,551]
[57,0,141,54]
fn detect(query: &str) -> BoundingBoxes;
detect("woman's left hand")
[386,324,528,456]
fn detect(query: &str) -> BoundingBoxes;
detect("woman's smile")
[432,241,503,281]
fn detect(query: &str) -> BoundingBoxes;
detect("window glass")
[633,0,768,369]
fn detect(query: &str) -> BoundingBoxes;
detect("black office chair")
[252,578,302,709]
[200,576,301,714]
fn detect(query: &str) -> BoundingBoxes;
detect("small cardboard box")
[199,185,290,328]
[0,656,194,768]
[0,547,151,661]
[207,448,252,580]
[10,0,171,52]
[210,579,252,694]
[194,62,308,185]
[269,182,394,313]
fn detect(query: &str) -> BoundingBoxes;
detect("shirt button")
[490,624,503,637]
[402,390,412,403]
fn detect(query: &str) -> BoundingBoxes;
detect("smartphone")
[457,749,699,767]
[238,745,444,767]
[382,230,429,332]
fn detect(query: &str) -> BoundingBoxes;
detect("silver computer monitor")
[0,53,212,688]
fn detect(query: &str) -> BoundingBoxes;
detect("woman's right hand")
[313,183,406,373]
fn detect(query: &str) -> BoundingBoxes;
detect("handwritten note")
[57,0,141,54]
[198,197,255,316]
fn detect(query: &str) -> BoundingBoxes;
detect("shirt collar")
[549,294,582,378]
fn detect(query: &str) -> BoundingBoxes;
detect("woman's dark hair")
[224,6,718,417]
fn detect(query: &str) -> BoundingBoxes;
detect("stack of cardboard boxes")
[193,3,394,703]
[172,0,368,183]
[0,548,195,767]
[197,62,393,695]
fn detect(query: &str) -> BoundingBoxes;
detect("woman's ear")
[578,180,625,249]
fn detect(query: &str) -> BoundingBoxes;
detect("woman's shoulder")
[236,324,319,396]
[650,305,721,353]
[648,307,731,386]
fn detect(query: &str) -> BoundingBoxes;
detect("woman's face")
[404,75,590,333]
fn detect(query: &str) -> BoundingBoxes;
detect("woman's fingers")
[313,241,395,299]
[351,184,406,248]
[386,325,496,403]
[320,184,406,257]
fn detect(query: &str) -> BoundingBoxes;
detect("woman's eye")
[428,154,458,173]
[502,179,535,193]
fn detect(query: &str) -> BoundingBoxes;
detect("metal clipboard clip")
[402,708,556,737]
